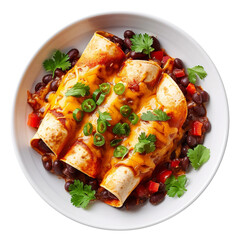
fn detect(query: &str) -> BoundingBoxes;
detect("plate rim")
[12,11,230,230]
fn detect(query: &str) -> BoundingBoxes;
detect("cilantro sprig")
[69,180,96,208]
[187,65,207,84]
[65,82,90,97]
[98,110,112,127]
[43,50,71,77]
[130,33,155,57]
[165,175,187,198]
[134,132,156,154]
[112,123,130,136]
[187,144,210,170]
[141,109,171,121]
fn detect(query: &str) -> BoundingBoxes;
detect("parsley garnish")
[98,110,112,127]
[43,50,71,77]
[165,175,187,198]
[65,82,90,97]
[69,180,96,208]
[187,65,207,84]
[130,33,155,57]
[141,109,171,121]
[134,132,156,154]
[187,144,210,170]
[112,123,130,136]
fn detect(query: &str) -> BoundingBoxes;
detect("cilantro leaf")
[43,50,71,77]
[141,109,171,121]
[65,82,90,97]
[187,65,207,84]
[112,123,130,136]
[134,132,156,154]
[69,180,96,208]
[98,110,112,126]
[130,33,155,57]
[165,175,187,198]
[187,144,210,170]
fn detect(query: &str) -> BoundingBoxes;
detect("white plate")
[13,13,229,230]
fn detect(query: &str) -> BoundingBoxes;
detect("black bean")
[180,157,190,171]
[168,72,177,83]
[112,36,124,47]
[124,48,130,54]
[35,82,45,92]
[67,48,79,61]
[150,192,165,205]
[54,69,65,78]
[193,105,206,117]
[197,135,204,144]
[125,196,138,210]
[66,164,77,173]
[187,135,198,148]
[151,36,161,51]
[173,58,184,69]
[192,92,202,104]
[38,139,52,153]
[53,160,64,175]
[200,90,210,103]
[50,79,60,91]
[99,189,117,200]
[203,119,211,132]
[181,145,190,157]
[71,57,79,68]
[42,74,53,84]
[65,180,74,192]
[42,154,52,171]
[62,168,76,178]
[124,38,132,49]
[170,151,176,160]
[130,51,148,60]
[158,182,166,193]
[88,179,99,191]
[178,83,187,95]
[124,30,135,39]
[179,76,189,87]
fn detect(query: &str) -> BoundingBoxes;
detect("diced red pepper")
[170,159,180,168]
[151,51,164,61]
[173,68,185,78]
[27,113,41,128]
[148,181,160,193]
[156,170,172,183]
[192,121,203,136]
[135,184,148,198]
[161,56,171,65]
[186,83,196,95]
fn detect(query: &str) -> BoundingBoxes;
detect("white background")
[1,0,239,239]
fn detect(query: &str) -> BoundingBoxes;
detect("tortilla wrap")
[30,31,125,156]
[100,73,187,207]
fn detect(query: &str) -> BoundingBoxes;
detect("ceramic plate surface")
[13,13,229,230]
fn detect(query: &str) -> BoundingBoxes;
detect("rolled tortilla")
[30,31,125,156]
[100,73,187,207]
[60,60,162,178]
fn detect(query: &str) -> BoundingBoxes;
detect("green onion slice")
[114,83,125,95]
[73,108,84,122]
[97,120,107,133]
[129,113,139,125]
[96,93,106,105]
[92,89,101,101]
[113,145,129,159]
[110,139,123,147]
[93,133,105,147]
[81,99,96,112]
[99,83,111,95]
[120,105,132,117]
[83,123,93,136]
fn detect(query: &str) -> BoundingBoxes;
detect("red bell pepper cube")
[161,56,171,65]
[27,113,41,128]
[156,170,172,183]
[148,181,160,193]
[192,121,203,136]
[151,51,164,61]
[173,68,185,78]
[170,159,180,168]
[186,83,196,95]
